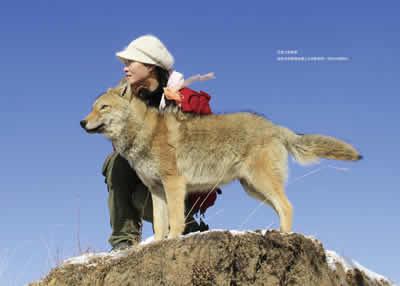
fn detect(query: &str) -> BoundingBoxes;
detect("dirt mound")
[29,230,394,286]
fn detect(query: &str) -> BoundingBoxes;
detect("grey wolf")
[80,86,362,240]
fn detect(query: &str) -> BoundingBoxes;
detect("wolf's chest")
[128,154,162,188]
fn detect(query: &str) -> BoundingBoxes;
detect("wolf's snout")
[80,120,87,129]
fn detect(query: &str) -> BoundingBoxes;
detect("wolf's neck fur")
[112,97,158,162]
[113,114,137,156]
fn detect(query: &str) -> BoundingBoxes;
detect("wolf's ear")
[111,77,129,97]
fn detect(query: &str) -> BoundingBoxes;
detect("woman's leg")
[131,180,153,223]
[102,152,206,244]
[102,152,144,248]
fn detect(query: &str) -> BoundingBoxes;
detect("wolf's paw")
[167,232,182,240]
[154,234,166,241]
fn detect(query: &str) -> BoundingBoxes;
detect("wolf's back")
[278,127,362,165]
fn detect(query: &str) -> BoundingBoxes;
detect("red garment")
[178,87,220,215]
[179,87,212,115]
[188,188,221,215]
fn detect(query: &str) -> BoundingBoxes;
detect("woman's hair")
[138,65,174,108]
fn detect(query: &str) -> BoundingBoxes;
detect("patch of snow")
[206,228,268,236]
[304,234,320,242]
[183,230,201,237]
[62,250,129,266]
[140,235,155,245]
[139,229,267,244]
[62,252,104,265]
[228,229,249,235]
[326,250,395,285]
[326,250,353,272]
[183,228,284,237]
[352,260,396,285]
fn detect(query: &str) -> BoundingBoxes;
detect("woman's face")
[123,60,154,85]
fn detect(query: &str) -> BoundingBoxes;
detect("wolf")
[80,86,362,240]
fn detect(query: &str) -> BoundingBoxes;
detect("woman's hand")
[163,87,182,103]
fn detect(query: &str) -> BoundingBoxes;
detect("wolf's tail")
[278,127,363,165]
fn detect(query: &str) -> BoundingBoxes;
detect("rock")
[29,230,395,286]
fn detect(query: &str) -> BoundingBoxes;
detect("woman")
[102,34,219,251]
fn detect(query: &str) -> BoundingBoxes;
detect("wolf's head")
[80,87,136,140]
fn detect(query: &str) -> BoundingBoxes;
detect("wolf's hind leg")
[241,146,293,232]
[240,177,292,233]
[163,176,186,239]
[151,190,169,240]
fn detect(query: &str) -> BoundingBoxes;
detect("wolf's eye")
[100,105,110,111]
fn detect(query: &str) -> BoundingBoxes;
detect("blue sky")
[1,0,399,284]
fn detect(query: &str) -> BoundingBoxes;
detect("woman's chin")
[126,77,136,85]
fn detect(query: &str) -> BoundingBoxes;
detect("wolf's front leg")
[150,190,169,241]
[162,176,186,239]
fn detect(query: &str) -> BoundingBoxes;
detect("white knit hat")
[116,34,174,71]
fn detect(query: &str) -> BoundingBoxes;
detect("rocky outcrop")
[30,230,395,286]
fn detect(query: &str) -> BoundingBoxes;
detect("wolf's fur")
[82,86,362,240]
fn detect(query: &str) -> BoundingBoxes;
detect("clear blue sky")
[1,0,399,284]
